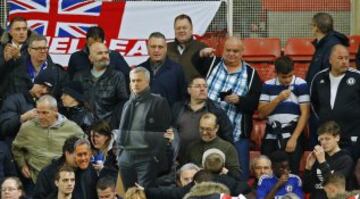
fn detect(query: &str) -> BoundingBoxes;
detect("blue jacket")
[305,31,349,85]
[138,57,187,106]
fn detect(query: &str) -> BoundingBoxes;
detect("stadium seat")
[349,35,360,67]
[284,38,315,61]
[284,38,315,79]
[250,119,267,151]
[198,31,226,56]
[242,38,281,82]
[242,38,282,62]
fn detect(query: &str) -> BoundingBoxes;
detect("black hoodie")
[305,31,349,85]
[303,149,354,199]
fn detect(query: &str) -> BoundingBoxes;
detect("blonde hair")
[125,187,147,199]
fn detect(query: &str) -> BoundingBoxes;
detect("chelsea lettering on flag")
[7,0,221,66]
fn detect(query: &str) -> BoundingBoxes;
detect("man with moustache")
[74,42,128,124]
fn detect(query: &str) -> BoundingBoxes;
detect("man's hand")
[313,145,326,163]
[92,162,104,172]
[305,151,316,170]
[20,108,37,123]
[164,128,175,143]
[224,94,240,105]
[277,89,291,102]
[199,47,216,58]
[276,173,289,188]
[220,167,229,175]
[21,164,31,179]
[285,137,297,152]
[3,44,20,61]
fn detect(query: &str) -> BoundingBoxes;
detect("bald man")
[73,42,128,125]
[310,44,360,160]
[192,36,262,180]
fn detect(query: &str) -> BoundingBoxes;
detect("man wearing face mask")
[74,42,128,126]
[258,56,310,174]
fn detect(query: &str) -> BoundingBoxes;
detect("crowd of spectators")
[0,11,360,199]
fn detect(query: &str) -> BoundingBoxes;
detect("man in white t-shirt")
[310,44,360,160]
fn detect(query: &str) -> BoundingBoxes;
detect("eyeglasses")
[1,187,19,192]
[30,47,49,51]
[199,127,216,133]
[191,84,208,89]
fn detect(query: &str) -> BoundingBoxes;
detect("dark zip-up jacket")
[305,31,349,85]
[310,68,360,145]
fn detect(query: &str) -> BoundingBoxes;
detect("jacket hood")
[1,29,38,45]
[34,113,68,129]
[314,31,349,47]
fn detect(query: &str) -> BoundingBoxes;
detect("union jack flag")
[8,0,125,39]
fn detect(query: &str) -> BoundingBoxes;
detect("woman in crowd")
[90,120,118,177]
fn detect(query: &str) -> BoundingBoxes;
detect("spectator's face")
[9,21,27,44]
[87,37,103,47]
[318,133,339,153]
[97,187,116,199]
[147,37,167,63]
[36,102,58,128]
[188,78,208,101]
[61,93,79,107]
[31,84,50,98]
[199,117,219,142]
[175,18,193,44]
[179,169,198,187]
[89,42,110,69]
[75,144,91,170]
[55,171,75,196]
[28,40,48,64]
[223,38,243,67]
[323,183,340,199]
[253,158,272,179]
[91,131,110,150]
[130,71,149,95]
[330,46,349,76]
[277,71,294,87]
[273,161,290,178]
[1,179,22,199]
[65,151,77,168]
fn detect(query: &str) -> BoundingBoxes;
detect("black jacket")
[310,68,360,145]
[68,46,130,85]
[303,150,354,199]
[0,92,36,146]
[74,68,128,123]
[0,141,17,183]
[305,31,349,85]
[145,182,193,199]
[192,55,262,139]
[172,99,234,143]
[118,89,172,174]
[357,45,360,69]
[34,157,99,199]
[60,105,95,134]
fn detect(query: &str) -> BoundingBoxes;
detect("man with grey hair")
[74,42,128,126]
[12,94,85,184]
[137,31,186,106]
[117,66,172,190]
[176,163,200,187]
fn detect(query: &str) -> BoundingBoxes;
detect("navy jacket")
[138,58,187,106]
[0,141,17,183]
[305,31,349,85]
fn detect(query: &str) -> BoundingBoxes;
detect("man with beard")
[74,42,128,125]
